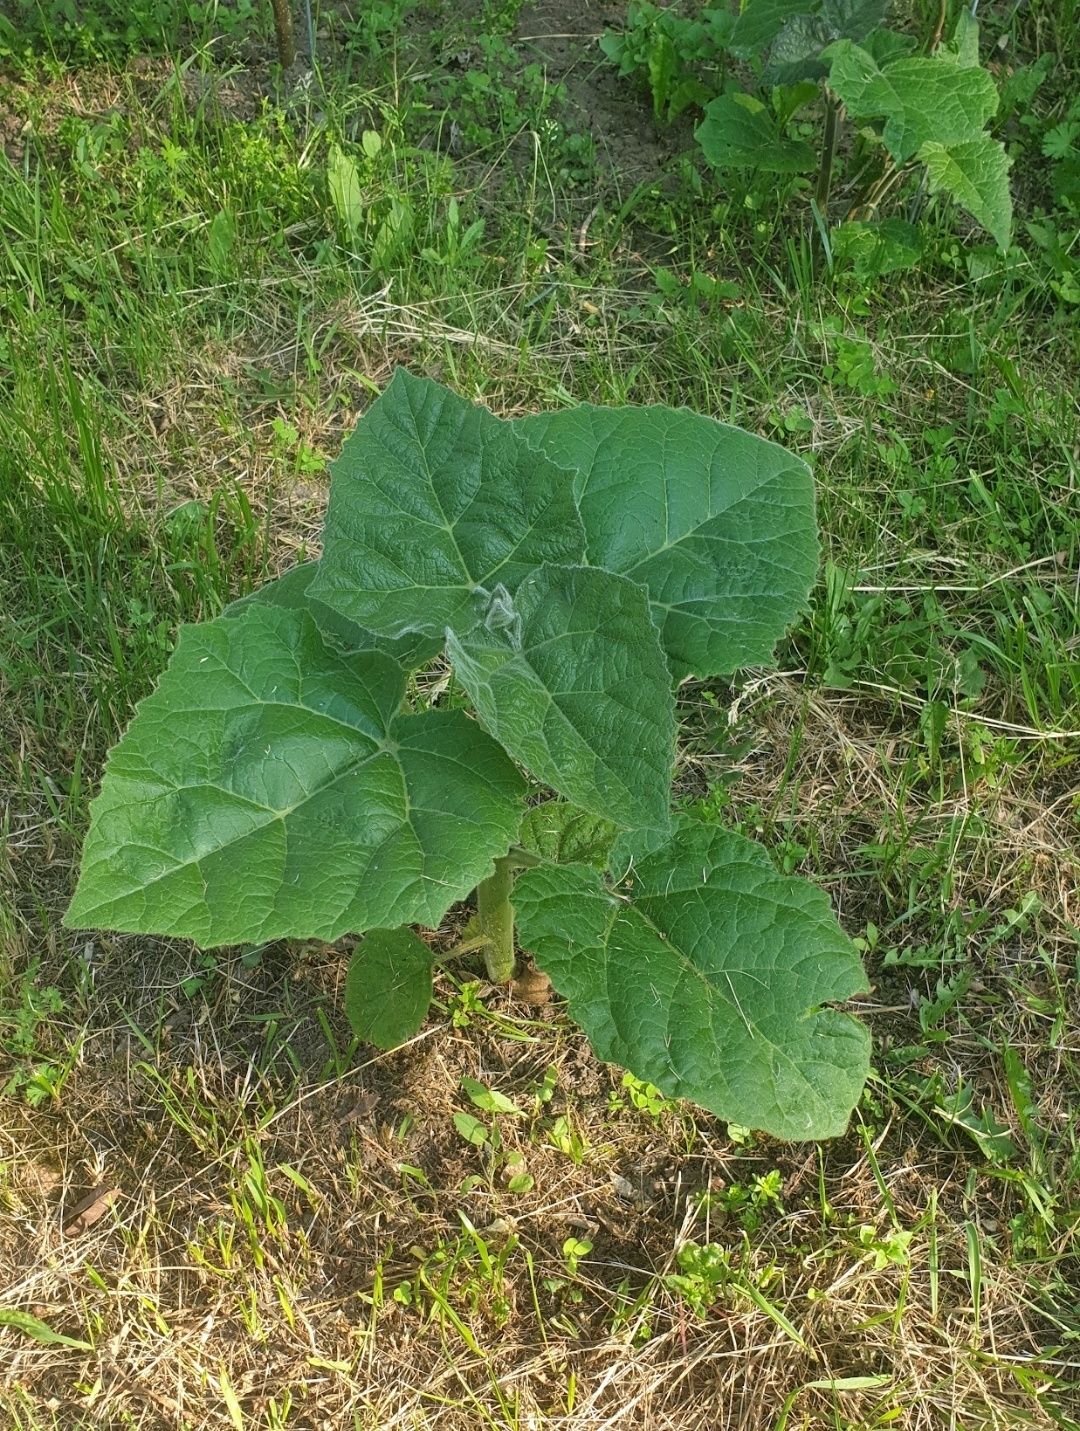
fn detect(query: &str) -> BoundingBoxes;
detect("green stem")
[476,856,516,983]
[268,0,296,68]
[816,92,840,219]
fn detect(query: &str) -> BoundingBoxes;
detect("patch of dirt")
[514,0,693,189]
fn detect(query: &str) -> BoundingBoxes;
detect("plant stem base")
[477,856,516,983]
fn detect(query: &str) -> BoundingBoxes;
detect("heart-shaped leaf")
[516,405,818,679]
[825,41,999,162]
[311,369,584,641]
[446,564,675,829]
[345,928,434,1048]
[515,821,870,1139]
[65,605,525,945]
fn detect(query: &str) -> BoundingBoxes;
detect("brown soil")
[515,0,693,188]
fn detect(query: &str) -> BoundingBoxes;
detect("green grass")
[1,2,1079,1427]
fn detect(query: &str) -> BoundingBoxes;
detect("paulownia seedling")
[65,370,870,1139]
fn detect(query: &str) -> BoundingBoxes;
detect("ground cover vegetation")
[0,1,1077,1427]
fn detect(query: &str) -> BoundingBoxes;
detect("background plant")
[600,1,734,122]
[0,0,257,62]
[602,0,1014,250]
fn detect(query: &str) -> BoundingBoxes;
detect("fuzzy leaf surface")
[65,605,525,946]
[762,0,886,83]
[731,0,885,78]
[919,136,1013,249]
[729,0,816,57]
[822,0,888,36]
[311,369,584,641]
[764,15,834,82]
[515,822,870,1139]
[446,565,674,829]
[518,801,618,870]
[345,928,433,1048]
[516,405,818,679]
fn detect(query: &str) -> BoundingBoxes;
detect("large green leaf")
[825,41,999,162]
[729,0,817,59]
[445,564,674,830]
[696,93,818,173]
[821,0,888,36]
[515,405,818,680]
[518,801,618,870]
[311,369,584,642]
[226,561,443,670]
[763,15,834,83]
[761,0,887,83]
[729,0,885,76]
[345,928,434,1048]
[515,822,870,1139]
[919,137,1013,250]
[65,605,525,946]
[862,28,917,65]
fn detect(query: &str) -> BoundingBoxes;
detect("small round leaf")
[345,928,434,1049]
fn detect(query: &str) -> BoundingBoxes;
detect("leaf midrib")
[75,732,396,915]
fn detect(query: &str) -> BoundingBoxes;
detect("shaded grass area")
[1,3,1079,1426]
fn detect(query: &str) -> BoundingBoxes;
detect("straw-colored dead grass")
[3,675,1076,1427]
[1,993,1073,1429]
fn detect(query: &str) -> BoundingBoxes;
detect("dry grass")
[3,677,1077,1427]
[1,978,1074,1430]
